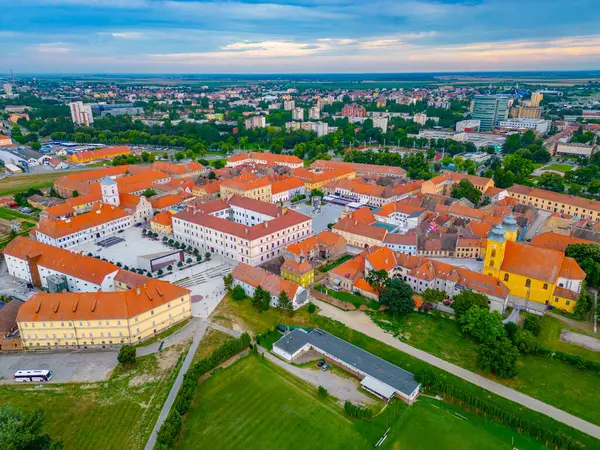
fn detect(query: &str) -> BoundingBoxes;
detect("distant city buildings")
[244,115,266,130]
[69,101,94,126]
[292,107,304,121]
[283,100,295,111]
[498,118,550,134]
[456,119,481,133]
[308,106,320,120]
[341,103,366,118]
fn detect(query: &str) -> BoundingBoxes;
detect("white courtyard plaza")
[160,255,235,319]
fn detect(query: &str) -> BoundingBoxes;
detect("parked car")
[321,363,330,372]
[316,359,325,368]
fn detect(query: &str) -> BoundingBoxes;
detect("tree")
[512,329,540,354]
[277,290,293,313]
[252,286,270,311]
[205,252,211,260]
[208,171,216,180]
[459,306,505,343]
[223,273,233,291]
[451,179,481,204]
[31,141,41,150]
[143,188,156,198]
[232,285,246,300]
[565,243,600,288]
[477,337,519,378]
[307,303,316,314]
[310,188,324,198]
[451,290,489,318]
[422,288,446,304]
[366,269,389,295]
[573,287,591,319]
[503,134,522,154]
[523,315,541,336]
[379,279,414,315]
[0,405,63,450]
[118,345,136,365]
[72,190,79,198]
[537,172,564,193]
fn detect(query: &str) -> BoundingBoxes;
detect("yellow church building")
[483,214,586,313]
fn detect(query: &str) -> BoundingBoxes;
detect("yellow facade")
[304,171,355,191]
[220,184,272,203]
[151,220,172,235]
[281,267,314,288]
[18,293,191,348]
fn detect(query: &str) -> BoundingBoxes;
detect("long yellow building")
[17,280,191,349]
[483,214,585,312]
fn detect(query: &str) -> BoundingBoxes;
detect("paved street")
[292,202,345,234]
[314,299,600,440]
[145,319,209,450]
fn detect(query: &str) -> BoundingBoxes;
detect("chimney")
[96,209,101,214]
[265,221,268,228]
[245,228,249,235]
[136,287,141,295]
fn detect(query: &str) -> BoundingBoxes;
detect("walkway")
[144,320,209,450]
[137,318,201,357]
[548,311,595,335]
[314,300,600,440]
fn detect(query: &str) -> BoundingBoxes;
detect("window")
[491,249,496,258]
[503,274,509,282]
[525,279,531,288]
[543,283,548,290]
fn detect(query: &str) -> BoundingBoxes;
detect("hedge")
[155,332,251,449]
[343,401,373,420]
[538,348,600,376]
[415,369,585,450]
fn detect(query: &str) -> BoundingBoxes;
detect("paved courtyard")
[73,227,177,269]
[291,202,345,234]
[160,255,235,319]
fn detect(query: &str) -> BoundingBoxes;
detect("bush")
[232,285,246,300]
[513,329,540,354]
[344,401,373,419]
[307,303,316,314]
[317,386,328,398]
[523,316,541,336]
[117,345,136,365]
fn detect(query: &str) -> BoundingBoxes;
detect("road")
[144,319,209,450]
[314,299,600,440]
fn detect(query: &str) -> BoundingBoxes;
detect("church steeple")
[101,176,120,206]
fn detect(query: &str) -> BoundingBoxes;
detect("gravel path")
[560,330,600,351]
[314,299,600,440]
[259,348,376,406]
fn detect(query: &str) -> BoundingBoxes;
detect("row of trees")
[223,274,294,314]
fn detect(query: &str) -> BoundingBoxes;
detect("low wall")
[0,337,23,351]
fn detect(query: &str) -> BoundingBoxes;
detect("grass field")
[0,171,77,196]
[0,341,190,450]
[544,164,575,173]
[539,315,600,363]
[211,296,600,448]
[192,328,233,364]
[318,286,381,310]
[0,207,36,220]
[180,355,548,450]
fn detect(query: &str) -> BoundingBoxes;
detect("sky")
[1,0,600,74]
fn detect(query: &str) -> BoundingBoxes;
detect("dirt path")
[560,330,600,351]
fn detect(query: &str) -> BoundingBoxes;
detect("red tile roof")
[232,262,300,299]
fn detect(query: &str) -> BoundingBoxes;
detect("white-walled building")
[244,115,266,130]
[271,178,306,203]
[283,100,295,111]
[308,106,320,120]
[172,197,312,265]
[231,262,308,309]
[498,118,550,134]
[372,117,388,132]
[69,101,94,126]
[374,202,426,233]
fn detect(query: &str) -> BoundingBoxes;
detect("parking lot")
[0,350,118,384]
[74,226,177,269]
[291,202,345,234]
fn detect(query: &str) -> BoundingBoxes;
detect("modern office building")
[472,95,510,131]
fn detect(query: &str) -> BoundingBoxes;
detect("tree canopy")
[379,279,414,315]
[451,179,481,205]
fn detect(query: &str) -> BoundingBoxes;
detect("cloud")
[36,42,71,53]
[109,32,145,39]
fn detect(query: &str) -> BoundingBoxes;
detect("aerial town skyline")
[2,0,600,73]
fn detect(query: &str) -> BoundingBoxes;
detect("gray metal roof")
[274,328,420,396]
[101,175,117,185]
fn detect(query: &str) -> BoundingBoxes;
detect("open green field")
[543,164,575,172]
[0,342,190,450]
[181,355,548,450]
[0,171,78,196]
[0,206,37,220]
[211,296,600,448]
[192,328,234,364]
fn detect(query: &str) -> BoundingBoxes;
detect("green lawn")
[256,329,283,350]
[192,328,234,364]
[0,206,35,220]
[544,164,575,172]
[0,171,79,196]
[181,355,548,450]
[538,315,600,363]
[0,342,190,450]
[135,317,191,348]
[211,297,600,448]
[317,254,353,272]
[318,286,381,310]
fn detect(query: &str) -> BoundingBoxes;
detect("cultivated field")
[0,171,77,196]
[180,355,548,450]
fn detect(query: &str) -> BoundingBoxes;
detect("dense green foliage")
[0,405,63,450]
[565,244,600,288]
[117,345,136,365]
[379,279,414,315]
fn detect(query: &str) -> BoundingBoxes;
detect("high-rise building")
[283,100,295,111]
[472,95,510,131]
[69,101,94,126]
[372,117,388,132]
[341,103,366,118]
[510,106,542,119]
[413,113,427,125]
[292,107,304,121]
[308,106,320,120]
[244,115,266,130]
[529,91,543,107]
[2,83,13,96]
